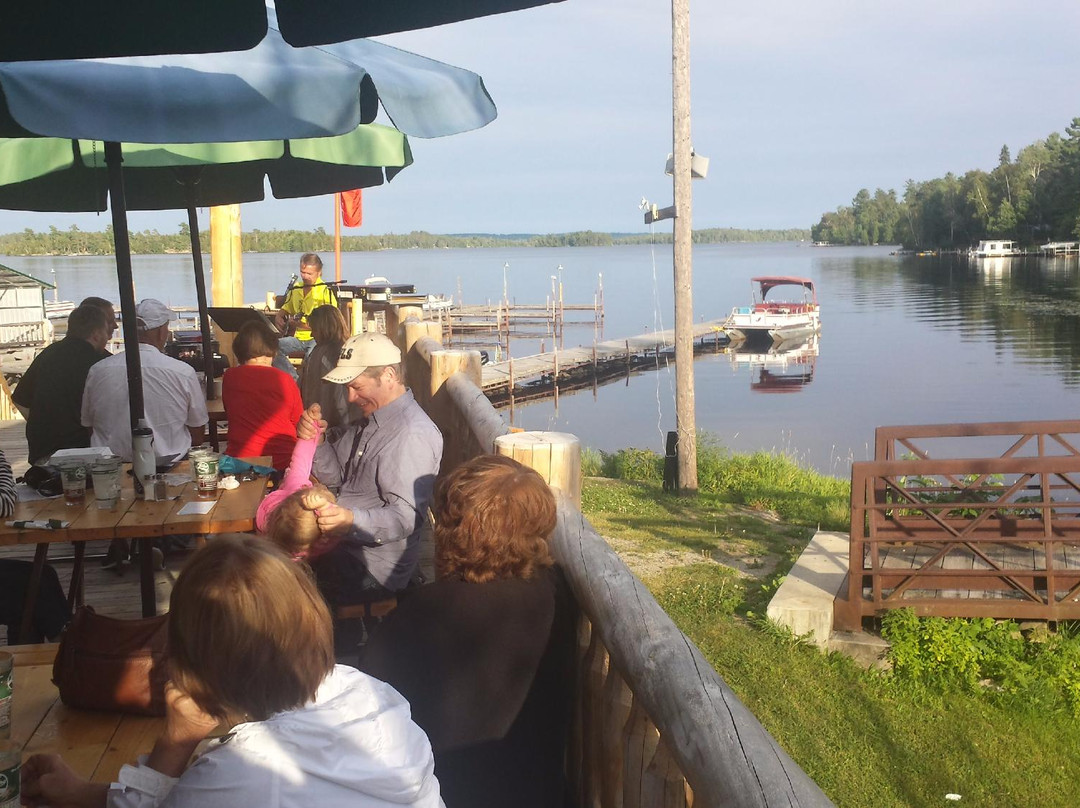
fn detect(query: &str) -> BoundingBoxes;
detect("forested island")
[0,225,809,257]
[812,116,1080,250]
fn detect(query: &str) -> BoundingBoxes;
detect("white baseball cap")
[323,333,402,384]
[135,298,173,330]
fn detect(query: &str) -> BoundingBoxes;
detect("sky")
[3,0,1080,237]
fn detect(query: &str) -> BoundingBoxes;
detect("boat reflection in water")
[726,333,819,394]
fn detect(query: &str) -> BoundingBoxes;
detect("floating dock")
[481,319,728,403]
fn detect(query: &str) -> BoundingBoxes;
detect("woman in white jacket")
[20,534,443,808]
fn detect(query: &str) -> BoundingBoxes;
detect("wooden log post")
[581,631,606,808]
[350,297,365,336]
[494,431,581,508]
[622,697,657,808]
[403,320,441,356]
[429,349,484,472]
[601,662,633,808]
[430,349,482,400]
[641,734,689,808]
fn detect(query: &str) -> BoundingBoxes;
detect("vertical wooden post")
[494,431,581,507]
[210,204,243,307]
[429,349,482,398]
[333,193,342,282]
[404,320,441,355]
[210,204,243,367]
[671,0,698,492]
[350,297,365,336]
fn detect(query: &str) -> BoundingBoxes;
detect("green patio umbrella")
[0,124,412,211]
[0,123,412,398]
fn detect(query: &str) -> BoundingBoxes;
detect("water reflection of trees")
[822,253,1080,385]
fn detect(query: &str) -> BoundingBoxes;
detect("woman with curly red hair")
[358,454,576,808]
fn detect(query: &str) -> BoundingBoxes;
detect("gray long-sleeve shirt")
[311,389,442,590]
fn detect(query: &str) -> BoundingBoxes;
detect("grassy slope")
[582,476,1080,808]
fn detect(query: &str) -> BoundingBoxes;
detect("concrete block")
[766,530,850,648]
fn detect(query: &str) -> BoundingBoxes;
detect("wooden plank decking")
[870,541,1080,601]
[480,318,727,394]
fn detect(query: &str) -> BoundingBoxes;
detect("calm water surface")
[11,244,1080,477]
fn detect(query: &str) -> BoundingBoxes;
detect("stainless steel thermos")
[132,419,156,500]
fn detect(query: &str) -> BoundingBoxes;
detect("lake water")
[10,243,1080,477]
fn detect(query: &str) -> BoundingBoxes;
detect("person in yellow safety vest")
[274,253,337,379]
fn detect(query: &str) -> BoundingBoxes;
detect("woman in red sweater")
[222,320,302,471]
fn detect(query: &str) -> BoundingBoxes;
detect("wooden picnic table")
[9,644,224,785]
[0,457,269,633]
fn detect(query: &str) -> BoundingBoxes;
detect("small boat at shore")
[969,240,1023,258]
[722,276,820,347]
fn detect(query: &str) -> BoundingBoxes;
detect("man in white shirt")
[82,298,209,462]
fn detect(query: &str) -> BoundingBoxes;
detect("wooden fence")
[835,420,1080,630]
[401,321,834,807]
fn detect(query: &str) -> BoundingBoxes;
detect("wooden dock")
[480,319,727,400]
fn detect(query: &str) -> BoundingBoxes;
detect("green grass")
[584,438,851,531]
[581,454,1080,808]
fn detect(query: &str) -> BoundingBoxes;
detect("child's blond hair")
[266,484,336,557]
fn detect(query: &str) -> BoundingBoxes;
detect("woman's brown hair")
[233,319,279,363]
[308,305,349,345]
[168,534,334,723]
[266,484,336,556]
[434,454,556,583]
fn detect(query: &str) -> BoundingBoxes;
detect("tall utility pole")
[672,0,698,491]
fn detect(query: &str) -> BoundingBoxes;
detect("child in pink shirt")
[256,418,338,561]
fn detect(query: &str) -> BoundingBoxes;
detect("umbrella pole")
[185,202,216,401]
[104,141,145,430]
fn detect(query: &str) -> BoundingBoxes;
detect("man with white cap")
[82,298,209,462]
[296,332,442,603]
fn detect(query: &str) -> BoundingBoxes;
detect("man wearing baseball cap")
[297,332,442,605]
[82,298,209,462]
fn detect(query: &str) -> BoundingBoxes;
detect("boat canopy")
[751,276,816,301]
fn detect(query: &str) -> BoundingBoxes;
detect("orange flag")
[340,189,363,227]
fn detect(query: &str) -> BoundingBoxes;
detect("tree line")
[812,117,1080,249]
[0,224,810,256]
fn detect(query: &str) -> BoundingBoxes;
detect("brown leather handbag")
[52,606,169,716]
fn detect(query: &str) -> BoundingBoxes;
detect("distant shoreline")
[0,227,812,258]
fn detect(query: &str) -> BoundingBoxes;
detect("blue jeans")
[274,337,314,380]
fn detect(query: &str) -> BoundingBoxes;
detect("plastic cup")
[0,739,20,806]
[57,461,87,505]
[190,450,220,498]
[91,456,122,510]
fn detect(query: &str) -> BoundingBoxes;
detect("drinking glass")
[91,456,122,510]
[57,461,87,505]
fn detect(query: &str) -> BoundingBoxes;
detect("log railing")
[402,326,834,807]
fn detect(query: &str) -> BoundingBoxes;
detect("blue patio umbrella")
[0,11,495,432]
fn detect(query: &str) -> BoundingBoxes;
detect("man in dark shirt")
[77,296,117,354]
[12,304,111,465]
